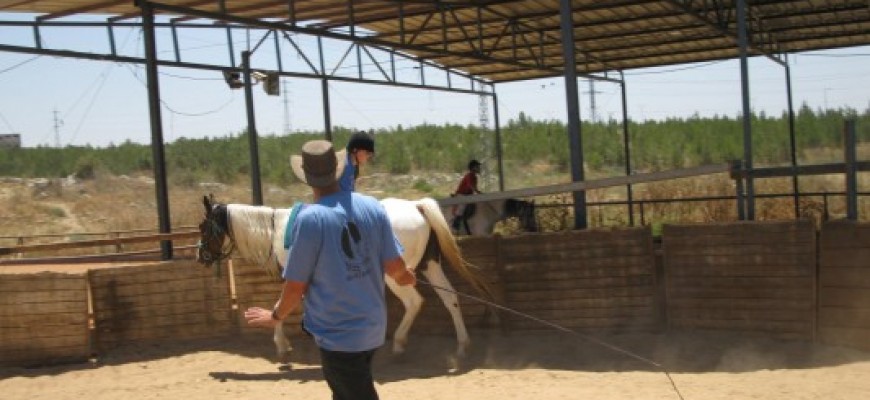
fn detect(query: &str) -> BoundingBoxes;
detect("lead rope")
[417,277,686,400]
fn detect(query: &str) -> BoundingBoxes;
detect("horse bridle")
[197,205,236,267]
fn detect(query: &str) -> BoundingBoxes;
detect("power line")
[624,59,728,76]
[122,62,236,117]
[0,110,15,133]
[0,55,41,75]
[67,65,113,145]
[798,53,870,58]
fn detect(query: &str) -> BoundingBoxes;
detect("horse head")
[505,198,538,233]
[196,194,234,267]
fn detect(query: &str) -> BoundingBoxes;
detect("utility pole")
[583,79,602,123]
[52,108,63,147]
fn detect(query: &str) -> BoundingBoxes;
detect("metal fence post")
[844,119,858,220]
[730,160,746,220]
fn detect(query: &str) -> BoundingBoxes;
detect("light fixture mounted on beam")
[222,70,243,89]
[224,69,279,95]
[252,71,280,96]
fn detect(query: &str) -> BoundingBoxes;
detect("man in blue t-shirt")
[245,139,415,400]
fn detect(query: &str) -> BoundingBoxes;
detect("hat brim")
[290,149,347,188]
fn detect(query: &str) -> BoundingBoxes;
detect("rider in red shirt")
[451,160,481,231]
[455,160,481,196]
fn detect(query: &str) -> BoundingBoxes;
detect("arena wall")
[388,227,659,334]
[88,261,235,351]
[6,220,870,368]
[817,220,870,351]
[0,272,90,367]
[231,260,304,335]
[662,220,816,340]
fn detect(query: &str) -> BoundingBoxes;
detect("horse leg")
[421,260,471,358]
[273,323,293,363]
[386,275,424,354]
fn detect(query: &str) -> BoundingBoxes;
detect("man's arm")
[244,280,307,328]
[384,256,416,286]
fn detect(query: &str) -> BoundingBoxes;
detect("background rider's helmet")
[468,159,481,170]
[346,131,375,153]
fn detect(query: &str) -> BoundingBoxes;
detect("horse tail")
[415,198,496,302]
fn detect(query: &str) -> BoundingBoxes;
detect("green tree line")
[1,105,867,184]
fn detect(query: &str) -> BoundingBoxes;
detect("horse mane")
[226,204,290,279]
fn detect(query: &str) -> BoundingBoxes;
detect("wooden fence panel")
[231,259,304,336]
[818,220,870,351]
[663,220,816,340]
[89,261,234,351]
[386,235,503,336]
[498,228,659,332]
[0,272,90,367]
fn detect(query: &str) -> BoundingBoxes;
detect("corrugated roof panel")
[1,0,868,82]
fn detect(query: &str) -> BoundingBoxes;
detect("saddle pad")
[283,201,305,249]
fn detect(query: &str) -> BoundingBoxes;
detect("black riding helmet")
[468,159,481,170]
[347,131,375,153]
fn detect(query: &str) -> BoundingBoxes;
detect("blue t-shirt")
[282,191,402,352]
[338,152,357,192]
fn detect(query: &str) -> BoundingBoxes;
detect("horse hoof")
[456,341,470,358]
[277,348,292,363]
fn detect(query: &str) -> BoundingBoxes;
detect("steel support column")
[844,119,858,220]
[492,88,505,191]
[138,1,172,259]
[321,79,332,141]
[318,36,332,141]
[619,70,634,226]
[242,50,264,205]
[559,0,587,229]
[736,0,755,220]
[784,56,799,219]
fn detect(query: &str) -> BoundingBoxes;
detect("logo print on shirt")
[341,221,371,280]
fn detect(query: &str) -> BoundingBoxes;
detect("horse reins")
[416,276,686,400]
[198,219,235,262]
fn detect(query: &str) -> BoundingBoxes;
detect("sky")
[0,13,868,148]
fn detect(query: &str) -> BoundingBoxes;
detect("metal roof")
[3,0,869,82]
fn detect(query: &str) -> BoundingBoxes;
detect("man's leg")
[319,348,379,400]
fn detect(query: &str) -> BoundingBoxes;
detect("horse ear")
[202,195,212,214]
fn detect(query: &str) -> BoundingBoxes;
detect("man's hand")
[385,256,416,286]
[245,306,280,329]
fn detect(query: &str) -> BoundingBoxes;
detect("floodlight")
[223,70,243,89]
[251,71,268,81]
[262,72,280,96]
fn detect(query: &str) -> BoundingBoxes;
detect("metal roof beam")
[143,0,564,76]
[35,0,127,21]
[0,42,492,95]
[109,0,215,22]
[310,0,524,30]
[171,0,286,24]
[665,0,785,66]
[405,9,692,56]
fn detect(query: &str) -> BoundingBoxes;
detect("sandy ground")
[1,330,869,400]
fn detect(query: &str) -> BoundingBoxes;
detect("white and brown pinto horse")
[447,198,538,236]
[196,195,493,360]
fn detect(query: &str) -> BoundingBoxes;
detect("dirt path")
[1,331,868,400]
